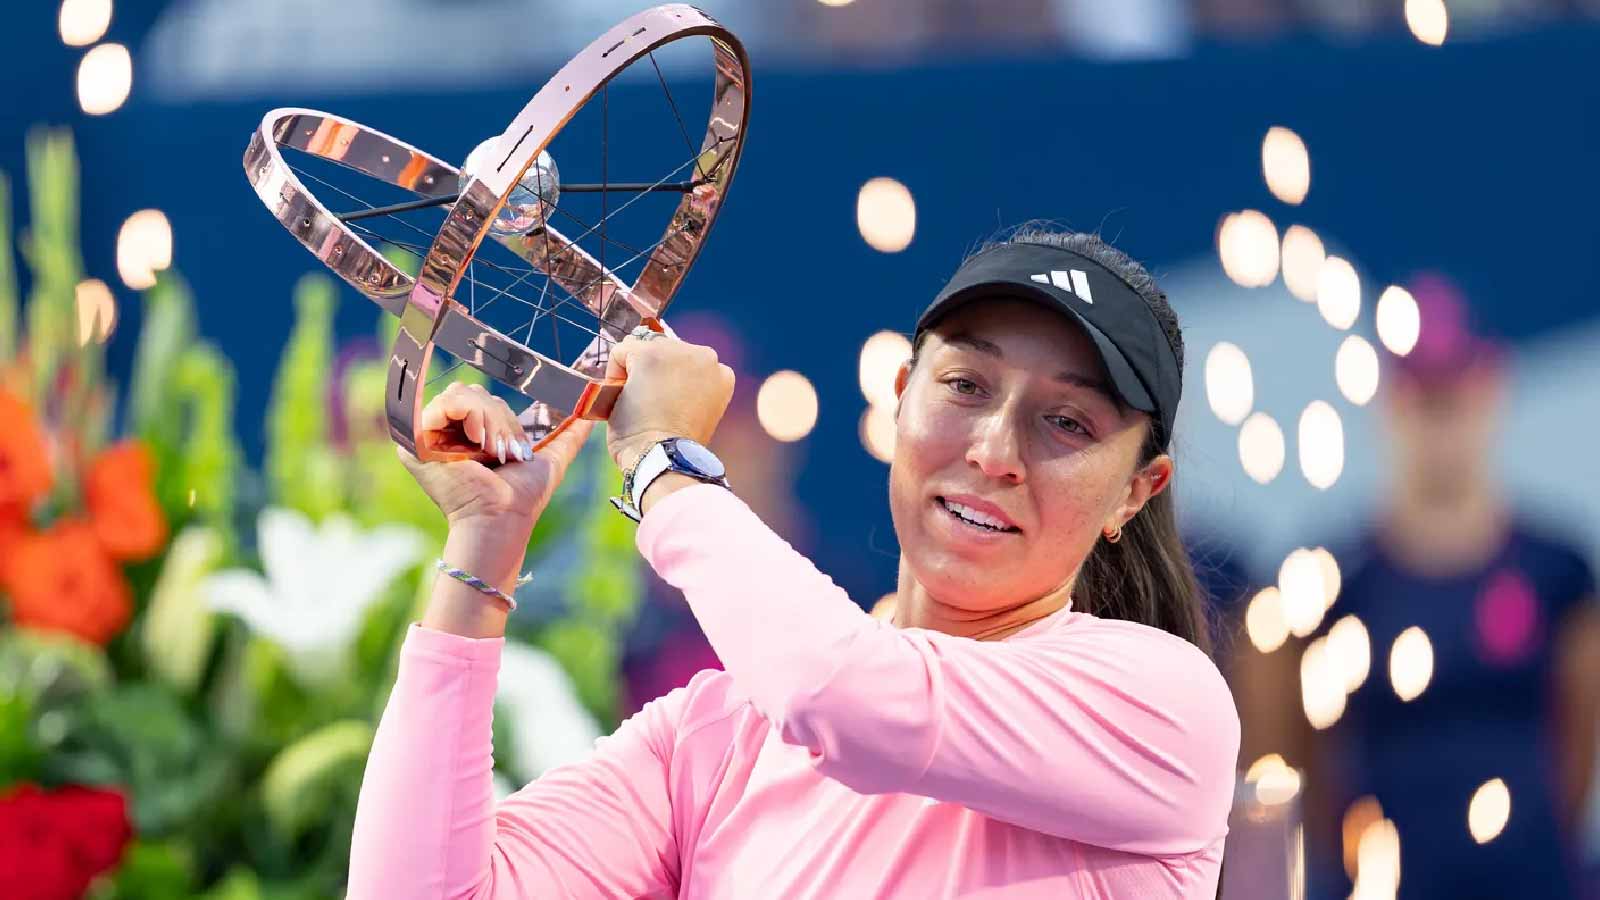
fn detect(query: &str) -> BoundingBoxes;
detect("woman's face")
[889,298,1171,612]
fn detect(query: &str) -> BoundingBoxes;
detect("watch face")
[671,439,725,478]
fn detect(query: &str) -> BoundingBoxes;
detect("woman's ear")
[892,359,914,419]
[1107,453,1174,532]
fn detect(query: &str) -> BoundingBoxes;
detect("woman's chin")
[905,552,1017,608]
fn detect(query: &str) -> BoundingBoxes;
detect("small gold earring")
[1104,525,1122,544]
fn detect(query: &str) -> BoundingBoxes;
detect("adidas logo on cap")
[1030,269,1094,303]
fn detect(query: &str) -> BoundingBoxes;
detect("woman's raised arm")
[348,618,688,899]
[638,483,1240,857]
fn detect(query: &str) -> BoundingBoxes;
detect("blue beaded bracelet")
[435,558,532,612]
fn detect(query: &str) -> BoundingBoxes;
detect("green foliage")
[0,172,17,361]
[259,720,372,842]
[43,683,232,835]
[20,128,83,413]
[91,840,197,899]
[138,525,224,697]
[265,274,342,521]
[128,271,243,544]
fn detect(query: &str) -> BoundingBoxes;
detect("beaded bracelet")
[435,558,532,612]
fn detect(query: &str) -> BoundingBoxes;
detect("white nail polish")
[519,440,532,461]
[496,435,506,464]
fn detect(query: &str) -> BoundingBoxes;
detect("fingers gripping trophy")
[244,5,750,550]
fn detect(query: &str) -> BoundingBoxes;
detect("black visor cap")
[914,242,1182,448]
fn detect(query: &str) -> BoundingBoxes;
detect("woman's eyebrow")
[946,333,1116,402]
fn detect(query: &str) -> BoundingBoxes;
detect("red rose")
[0,783,132,899]
[52,785,131,877]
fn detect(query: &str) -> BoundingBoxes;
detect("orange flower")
[0,518,132,645]
[0,387,53,523]
[85,440,167,562]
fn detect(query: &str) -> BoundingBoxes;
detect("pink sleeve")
[348,623,682,899]
[637,485,1240,857]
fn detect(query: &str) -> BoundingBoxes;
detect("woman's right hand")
[395,381,593,532]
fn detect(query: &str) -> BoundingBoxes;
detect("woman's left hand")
[603,331,736,471]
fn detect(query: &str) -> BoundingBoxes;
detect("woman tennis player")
[348,227,1241,898]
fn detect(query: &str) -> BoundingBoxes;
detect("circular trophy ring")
[243,3,749,462]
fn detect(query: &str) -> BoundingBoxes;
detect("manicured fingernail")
[517,441,531,461]
[496,436,506,464]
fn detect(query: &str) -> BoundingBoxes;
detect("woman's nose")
[966,411,1024,484]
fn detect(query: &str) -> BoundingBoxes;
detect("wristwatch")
[610,437,730,522]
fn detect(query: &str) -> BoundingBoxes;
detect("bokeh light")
[1280,548,1328,637]
[1336,335,1381,406]
[1238,412,1285,485]
[1261,127,1310,205]
[1280,225,1325,303]
[1217,210,1280,288]
[59,0,112,47]
[860,403,896,463]
[74,278,117,345]
[1300,637,1346,730]
[1205,342,1254,426]
[1389,626,1434,702]
[1249,757,1302,806]
[1316,255,1361,330]
[1406,0,1448,46]
[77,42,131,116]
[115,209,173,290]
[1245,753,1288,782]
[856,177,916,253]
[1468,778,1510,844]
[755,370,819,442]
[1245,587,1289,653]
[1325,615,1371,693]
[1354,817,1402,897]
[1310,546,1342,610]
[1343,797,1385,881]
[1376,285,1421,356]
[1298,401,1344,490]
[859,331,912,408]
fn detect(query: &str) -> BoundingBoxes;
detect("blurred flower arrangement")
[0,129,641,899]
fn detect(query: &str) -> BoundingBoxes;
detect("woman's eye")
[948,378,980,396]
[1048,415,1089,436]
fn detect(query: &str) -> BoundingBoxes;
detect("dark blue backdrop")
[4,20,1597,602]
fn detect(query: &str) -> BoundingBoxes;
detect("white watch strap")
[627,442,674,512]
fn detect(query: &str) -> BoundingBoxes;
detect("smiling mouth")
[935,497,1021,534]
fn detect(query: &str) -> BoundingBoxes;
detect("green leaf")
[0,171,18,361]
[259,719,372,842]
[265,275,342,520]
[0,689,41,788]
[140,525,224,696]
[193,867,262,900]
[91,839,196,900]
[171,344,242,537]
[0,627,113,707]
[129,270,197,451]
[21,128,84,413]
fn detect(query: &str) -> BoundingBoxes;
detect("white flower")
[497,641,602,780]
[202,507,424,681]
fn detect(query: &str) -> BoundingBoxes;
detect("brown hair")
[914,225,1211,652]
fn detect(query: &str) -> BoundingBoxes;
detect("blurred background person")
[1235,274,1600,899]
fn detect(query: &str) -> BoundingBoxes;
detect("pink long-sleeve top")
[349,485,1240,899]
